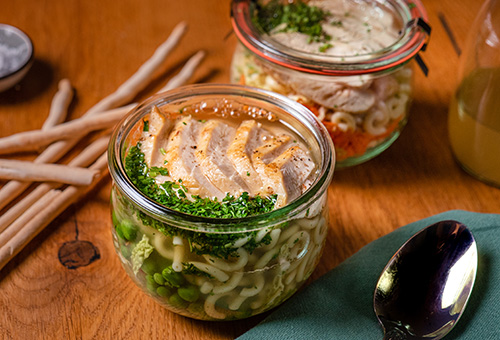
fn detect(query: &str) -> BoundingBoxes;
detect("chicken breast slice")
[139,106,172,168]
[270,146,316,205]
[251,134,292,206]
[227,120,267,196]
[164,115,225,199]
[196,120,246,195]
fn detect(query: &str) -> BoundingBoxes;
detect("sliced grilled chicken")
[270,145,315,204]
[164,116,225,200]
[251,135,292,207]
[196,120,246,195]
[227,120,266,196]
[139,106,172,167]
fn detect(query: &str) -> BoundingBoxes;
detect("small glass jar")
[108,84,334,320]
[230,0,430,168]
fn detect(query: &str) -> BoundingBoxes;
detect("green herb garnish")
[125,143,277,219]
[319,43,333,53]
[254,0,331,44]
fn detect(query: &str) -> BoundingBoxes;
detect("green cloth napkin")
[237,210,500,339]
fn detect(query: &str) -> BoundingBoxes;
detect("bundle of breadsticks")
[0,22,206,271]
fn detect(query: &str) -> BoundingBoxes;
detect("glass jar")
[107,84,335,320]
[448,0,500,187]
[230,0,430,168]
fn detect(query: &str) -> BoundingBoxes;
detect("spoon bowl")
[374,220,477,340]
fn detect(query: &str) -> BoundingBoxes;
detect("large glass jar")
[107,84,335,320]
[230,0,430,168]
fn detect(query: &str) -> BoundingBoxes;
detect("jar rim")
[108,83,335,232]
[231,0,430,76]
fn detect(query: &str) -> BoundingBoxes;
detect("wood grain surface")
[0,0,498,339]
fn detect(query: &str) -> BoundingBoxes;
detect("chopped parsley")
[182,263,214,278]
[254,0,331,44]
[319,43,333,53]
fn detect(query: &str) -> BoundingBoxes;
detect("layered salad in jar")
[231,0,414,166]
[109,89,333,320]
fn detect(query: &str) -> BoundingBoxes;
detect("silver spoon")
[373,220,478,340]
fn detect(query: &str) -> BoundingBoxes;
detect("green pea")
[146,280,159,293]
[162,266,185,287]
[177,285,200,302]
[120,220,137,241]
[187,301,205,316]
[115,224,125,240]
[141,251,165,275]
[156,286,172,298]
[153,272,166,285]
[120,245,131,258]
[145,274,156,285]
[111,210,120,227]
[169,293,188,309]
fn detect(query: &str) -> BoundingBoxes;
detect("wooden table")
[0,0,498,339]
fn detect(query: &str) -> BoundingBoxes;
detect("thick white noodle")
[313,217,327,245]
[277,225,300,245]
[261,229,281,251]
[172,236,185,272]
[285,268,297,285]
[330,111,356,132]
[200,281,214,295]
[255,227,272,243]
[202,247,248,272]
[296,215,321,230]
[295,247,313,282]
[297,245,321,283]
[212,272,244,294]
[228,295,248,311]
[231,235,251,248]
[283,230,310,263]
[363,106,389,135]
[204,293,230,319]
[151,232,174,260]
[240,274,265,297]
[250,295,266,310]
[254,247,279,270]
[189,261,229,282]
[386,93,409,119]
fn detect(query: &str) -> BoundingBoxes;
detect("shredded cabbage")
[131,234,154,274]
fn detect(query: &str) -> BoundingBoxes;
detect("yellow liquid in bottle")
[448,67,500,187]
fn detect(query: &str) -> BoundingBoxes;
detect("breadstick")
[42,79,73,130]
[0,136,110,233]
[86,21,188,116]
[0,80,75,211]
[159,50,206,92]
[0,153,109,271]
[0,159,99,185]
[0,105,130,155]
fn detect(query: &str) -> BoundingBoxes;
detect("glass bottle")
[448,0,500,187]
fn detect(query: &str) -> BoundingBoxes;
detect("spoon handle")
[383,328,407,340]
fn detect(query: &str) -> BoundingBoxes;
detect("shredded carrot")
[239,73,246,85]
[323,117,402,161]
[296,99,403,160]
[298,99,320,118]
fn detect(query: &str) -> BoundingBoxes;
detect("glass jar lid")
[231,0,431,76]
